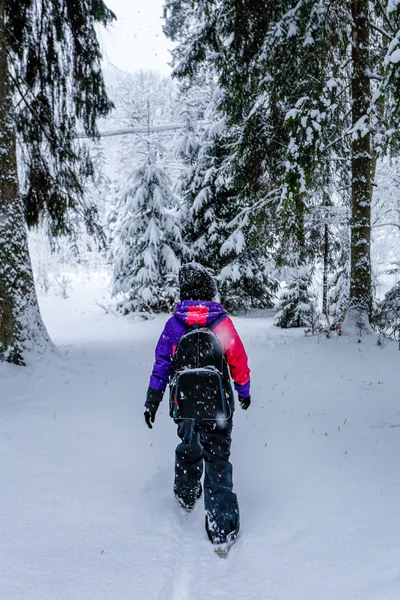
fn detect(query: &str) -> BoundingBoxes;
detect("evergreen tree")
[174,91,202,209]
[178,88,233,271]
[0,1,48,363]
[274,267,319,329]
[174,83,278,312]
[112,144,184,313]
[219,244,278,313]
[0,0,114,364]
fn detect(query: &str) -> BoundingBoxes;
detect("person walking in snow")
[144,263,251,551]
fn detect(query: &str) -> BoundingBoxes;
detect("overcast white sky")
[99,0,172,75]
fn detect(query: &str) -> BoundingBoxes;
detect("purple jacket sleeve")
[148,319,173,393]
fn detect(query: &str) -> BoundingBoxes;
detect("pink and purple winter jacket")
[148,300,251,400]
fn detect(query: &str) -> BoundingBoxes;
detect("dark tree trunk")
[0,0,50,364]
[295,192,306,265]
[322,223,329,318]
[343,0,372,334]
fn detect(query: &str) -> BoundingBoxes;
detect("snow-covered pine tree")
[174,91,202,204]
[112,144,184,313]
[173,88,203,266]
[274,267,319,329]
[105,68,180,265]
[174,86,236,292]
[177,88,230,269]
[219,245,278,313]
[174,84,278,312]
[0,0,114,364]
[0,6,47,364]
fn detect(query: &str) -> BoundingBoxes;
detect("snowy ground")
[1,281,400,600]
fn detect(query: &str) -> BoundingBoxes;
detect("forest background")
[2,0,400,364]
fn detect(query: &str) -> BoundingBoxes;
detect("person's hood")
[174,300,225,327]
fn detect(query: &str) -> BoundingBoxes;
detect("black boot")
[174,485,202,512]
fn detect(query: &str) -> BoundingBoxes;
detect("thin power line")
[77,121,210,139]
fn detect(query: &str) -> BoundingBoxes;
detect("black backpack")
[169,325,231,421]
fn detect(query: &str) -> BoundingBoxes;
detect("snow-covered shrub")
[373,281,400,342]
[274,266,319,328]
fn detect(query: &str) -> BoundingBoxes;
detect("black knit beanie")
[179,263,217,301]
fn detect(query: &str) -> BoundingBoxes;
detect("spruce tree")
[0,0,114,364]
[112,144,184,313]
[274,267,319,329]
[0,0,48,363]
[177,88,233,272]
[174,83,278,312]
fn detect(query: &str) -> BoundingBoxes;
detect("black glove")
[238,395,251,410]
[144,388,163,429]
[144,408,157,429]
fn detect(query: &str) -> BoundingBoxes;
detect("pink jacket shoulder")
[213,316,250,395]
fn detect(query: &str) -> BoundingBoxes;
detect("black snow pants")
[174,418,240,545]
